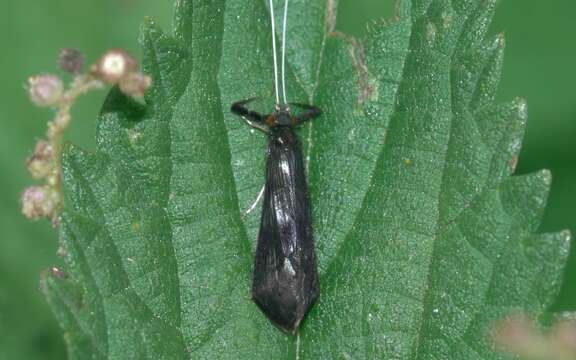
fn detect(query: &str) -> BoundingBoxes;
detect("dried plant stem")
[47,76,103,191]
[22,49,150,223]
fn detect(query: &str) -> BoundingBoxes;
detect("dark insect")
[231,98,321,333]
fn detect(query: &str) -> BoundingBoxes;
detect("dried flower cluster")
[492,313,576,360]
[22,48,151,222]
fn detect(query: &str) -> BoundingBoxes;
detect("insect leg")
[231,98,266,122]
[241,185,265,221]
[231,98,271,133]
[290,103,322,124]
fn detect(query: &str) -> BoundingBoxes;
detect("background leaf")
[42,0,570,358]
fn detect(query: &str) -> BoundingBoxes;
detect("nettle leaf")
[42,0,571,358]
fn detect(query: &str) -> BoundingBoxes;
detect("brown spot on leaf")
[348,38,375,105]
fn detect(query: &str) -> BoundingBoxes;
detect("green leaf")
[42,0,571,358]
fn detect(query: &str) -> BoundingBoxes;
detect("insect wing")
[251,130,320,332]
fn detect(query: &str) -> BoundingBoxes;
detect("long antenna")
[269,0,280,105]
[281,0,289,104]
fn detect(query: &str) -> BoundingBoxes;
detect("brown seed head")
[21,186,61,220]
[28,74,63,107]
[26,140,54,179]
[58,48,85,74]
[92,49,137,84]
[119,72,152,99]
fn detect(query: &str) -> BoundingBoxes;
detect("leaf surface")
[42,0,570,358]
